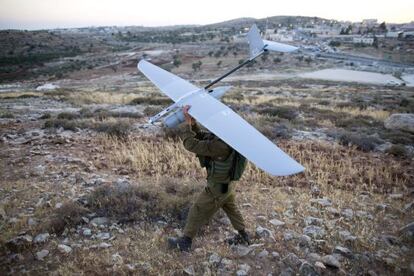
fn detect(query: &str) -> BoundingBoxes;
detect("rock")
[299,262,320,276]
[98,242,112,248]
[219,217,231,225]
[112,252,123,264]
[55,202,63,209]
[338,230,357,243]
[306,253,322,263]
[236,264,251,276]
[258,249,269,258]
[34,233,50,243]
[6,235,33,251]
[326,207,340,216]
[410,262,414,273]
[355,211,373,220]
[304,216,324,226]
[96,232,110,240]
[389,193,404,200]
[257,215,267,221]
[404,202,414,212]
[36,249,49,260]
[242,203,252,208]
[381,235,399,246]
[283,253,302,268]
[299,234,312,247]
[36,83,60,91]
[209,252,221,265]
[333,246,353,258]
[311,198,332,207]
[321,255,340,269]
[184,265,195,275]
[399,221,414,235]
[271,251,280,259]
[269,218,285,227]
[27,217,38,226]
[232,245,253,257]
[384,113,414,133]
[284,231,296,241]
[341,209,354,219]
[256,226,275,241]
[58,244,72,254]
[90,217,109,226]
[82,228,92,237]
[280,267,295,276]
[314,261,326,269]
[303,225,325,239]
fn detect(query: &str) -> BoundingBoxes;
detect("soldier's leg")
[183,187,220,238]
[221,192,246,231]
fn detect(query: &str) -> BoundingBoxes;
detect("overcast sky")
[0,0,413,30]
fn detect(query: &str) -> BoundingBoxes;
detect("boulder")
[384,113,414,133]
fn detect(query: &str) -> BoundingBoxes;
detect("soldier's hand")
[183,105,196,126]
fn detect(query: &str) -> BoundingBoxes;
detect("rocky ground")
[0,73,413,275]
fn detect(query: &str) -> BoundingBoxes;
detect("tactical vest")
[198,150,246,183]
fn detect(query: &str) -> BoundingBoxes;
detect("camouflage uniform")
[180,123,246,239]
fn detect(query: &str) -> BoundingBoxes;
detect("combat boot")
[227,229,251,245]
[167,236,192,252]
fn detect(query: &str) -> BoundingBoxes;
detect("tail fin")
[246,25,299,58]
[247,24,265,59]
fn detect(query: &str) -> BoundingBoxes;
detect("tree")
[192,61,202,71]
[217,60,222,67]
[379,22,387,33]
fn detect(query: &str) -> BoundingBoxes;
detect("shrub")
[143,106,163,116]
[129,97,172,106]
[254,106,298,120]
[0,110,14,118]
[94,121,131,139]
[338,132,381,152]
[385,144,407,157]
[39,113,51,120]
[57,112,80,120]
[44,119,83,131]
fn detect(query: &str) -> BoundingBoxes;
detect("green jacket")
[180,123,233,184]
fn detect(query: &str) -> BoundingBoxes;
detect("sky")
[0,0,413,30]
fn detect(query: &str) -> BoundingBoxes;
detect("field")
[1,19,414,275]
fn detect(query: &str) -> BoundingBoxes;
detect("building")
[352,36,374,45]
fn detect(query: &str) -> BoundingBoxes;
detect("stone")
[184,265,195,275]
[399,222,414,235]
[384,113,414,133]
[341,209,354,219]
[219,217,231,225]
[326,207,340,216]
[90,217,109,226]
[307,253,322,263]
[27,217,38,226]
[242,203,252,208]
[283,253,302,268]
[280,267,295,276]
[404,202,414,212]
[112,252,123,264]
[55,202,63,209]
[299,234,312,247]
[96,232,110,240]
[269,218,285,227]
[333,246,353,258]
[0,206,6,219]
[304,216,324,226]
[258,249,269,258]
[256,226,275,241]
[58,244,72,254]
[209,252,221,265]
[410,262,414,273]
[271,251,280,259]
[34,233,50,243]
[381,235,399,246]
[356,211,373,220]
[82,228,92,237]
[236,263,251,276]
[314,261,326,269]
[338,230,357,243]
[36,249,49,260]
[303,225,325,239]
[310,185,321,197]
[311,198,332,207]
[389,193,404,200]
[299,262,320,276]
[321,255,340,269]
[232,245,253,257]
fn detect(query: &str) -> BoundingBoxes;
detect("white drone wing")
[138,59,199,102]
[180,92,305,176]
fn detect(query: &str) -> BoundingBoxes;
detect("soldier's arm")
[180,124,230,157]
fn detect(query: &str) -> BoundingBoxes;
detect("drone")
[137,25,305,176]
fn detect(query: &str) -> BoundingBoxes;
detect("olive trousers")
[183,182,246,238]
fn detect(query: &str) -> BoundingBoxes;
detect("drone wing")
[138,59,199,102]
[182,92,305,176]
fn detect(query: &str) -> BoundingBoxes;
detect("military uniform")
[180,123,246,239]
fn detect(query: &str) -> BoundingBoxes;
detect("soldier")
[168,105,250,252]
